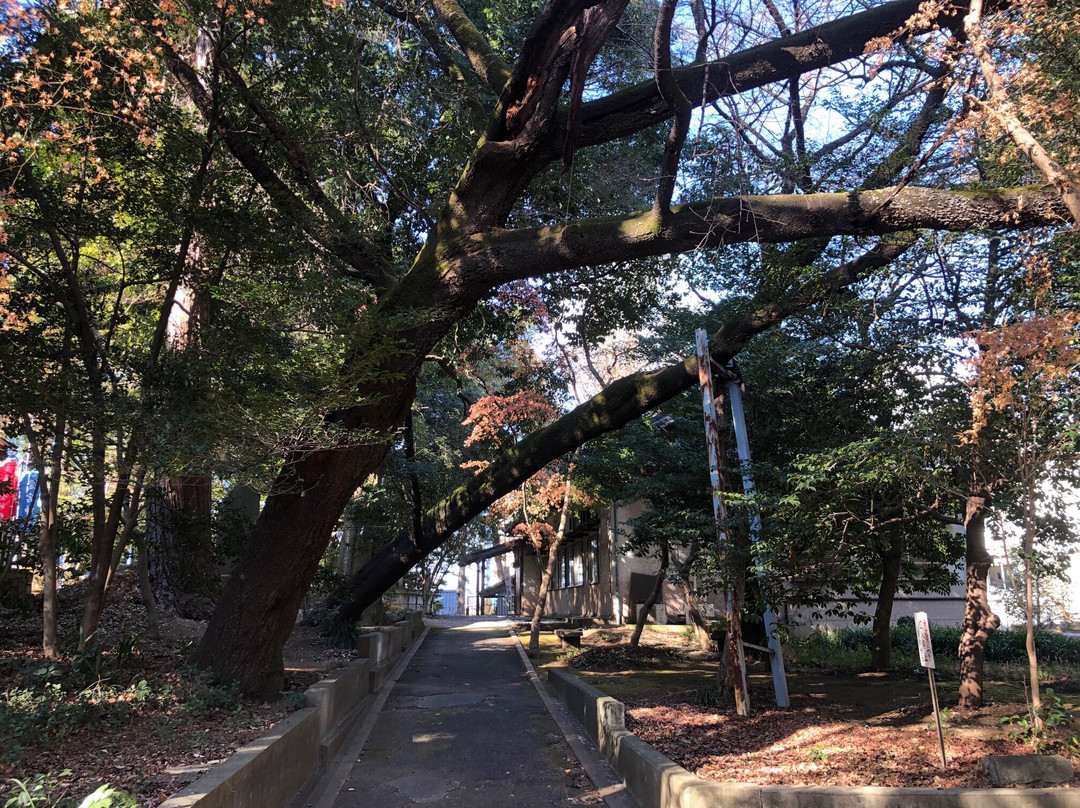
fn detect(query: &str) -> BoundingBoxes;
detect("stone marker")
[979,754,1074,786]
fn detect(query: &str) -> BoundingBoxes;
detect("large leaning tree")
[96,0,1070,696]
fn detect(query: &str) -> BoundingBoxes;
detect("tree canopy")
[1,0,1077,697]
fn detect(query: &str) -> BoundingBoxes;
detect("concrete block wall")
[546,668,1080,808]
[160,614,423,808]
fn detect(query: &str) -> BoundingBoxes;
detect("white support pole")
[695,329,750,716]
[726,372,790,708]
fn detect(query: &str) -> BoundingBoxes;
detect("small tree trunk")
[630,544,669,648]
[80,427,137,651]
[135,532,162,641]
[528,542,560,655]
[717,572,749,715]
[675,540,712,652]
[23,407,66,660]
[1022,473,1041,725]
[958,490,1000,708]
[528,465,575,656]
[105,476,144,592]
[79,428,111,650]
[870,528,904,671]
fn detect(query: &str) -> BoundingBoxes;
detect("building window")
[588,533,599,583]
[553,540,590,589]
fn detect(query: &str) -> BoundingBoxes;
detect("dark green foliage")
[179,677,242,716]
[307,602,360,650]
[795,625,1080,666]
[0,650,249,767]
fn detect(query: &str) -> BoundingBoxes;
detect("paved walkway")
[316,618,626,807]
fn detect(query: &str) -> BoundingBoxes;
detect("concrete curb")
[160,613,425,808]
[509,629,638,808]
[546,668,1080,808]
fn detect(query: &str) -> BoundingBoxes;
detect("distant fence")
[437,590,458,615]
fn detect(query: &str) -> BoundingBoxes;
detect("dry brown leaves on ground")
[625,691,1077,788]
[561,626,1079,790]
[0,570,355,807]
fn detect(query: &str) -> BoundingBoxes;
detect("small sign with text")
[914,611,946,767]
[915,611,935,669]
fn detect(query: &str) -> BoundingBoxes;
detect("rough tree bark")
[147,263,220,619]
[147,475,217,618]
[958,490,1000,708]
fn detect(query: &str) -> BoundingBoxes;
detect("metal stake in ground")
[726,365,789,709]
[915,610,947,768]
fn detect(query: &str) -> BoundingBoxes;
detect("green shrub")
[790,624,1080,668]
[181,678,241,716]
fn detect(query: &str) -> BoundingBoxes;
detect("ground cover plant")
[0,572,353,807]
[536,624,1080,788]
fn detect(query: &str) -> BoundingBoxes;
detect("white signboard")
[914,611,935,669]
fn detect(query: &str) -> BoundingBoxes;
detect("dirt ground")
[537,625,1080,789]
[0,570,357,806]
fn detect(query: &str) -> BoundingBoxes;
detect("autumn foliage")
[964,312,1080,442]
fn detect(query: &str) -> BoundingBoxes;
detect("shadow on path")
[324,622,604,807]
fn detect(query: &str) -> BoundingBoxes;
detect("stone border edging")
[159,612,425,808]
[508,629,637,808]
[546,667,1080,808]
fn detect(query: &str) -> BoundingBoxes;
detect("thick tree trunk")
[630,545,669,649]
[191,434,406,697]
[146,474,217,619]
[958,491,1000,708]
[336,244,913,623]
[148,272,220,618]
[870,528,904,671]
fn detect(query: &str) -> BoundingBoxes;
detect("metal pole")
[695,329,750,716]
[726,372,790,709]
[928,668,947,768]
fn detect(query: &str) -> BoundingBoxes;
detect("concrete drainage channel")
[546,668,1080,808]
[158,613,424,808]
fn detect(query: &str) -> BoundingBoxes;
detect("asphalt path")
[320,618,625,807]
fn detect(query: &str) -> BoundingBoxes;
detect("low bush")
[790,624,1080,668]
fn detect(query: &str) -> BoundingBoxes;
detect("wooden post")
[695,329,750,716]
